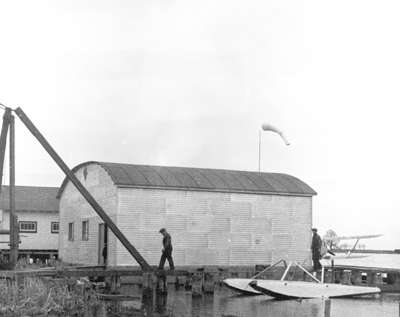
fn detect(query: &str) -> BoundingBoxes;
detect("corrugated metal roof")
[58,161,317,198]
[0,186,59,212]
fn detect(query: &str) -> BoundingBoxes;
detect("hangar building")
[57,162,316,267]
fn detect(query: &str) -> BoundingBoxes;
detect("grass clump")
[0,276,102,316]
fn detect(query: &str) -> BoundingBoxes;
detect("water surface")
[118,285,400,317]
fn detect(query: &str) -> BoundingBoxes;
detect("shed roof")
[0,186,59,212]
[58,161,317,197]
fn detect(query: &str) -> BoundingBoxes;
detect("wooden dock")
[1,262,400,295]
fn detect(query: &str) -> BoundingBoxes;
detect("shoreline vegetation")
[0,259,145,317]
[0,276,103,316]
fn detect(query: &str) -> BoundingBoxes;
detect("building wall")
[58,164,118,265]
[59,163,313,267]
[0,209,59,250]
[116,188,313,266]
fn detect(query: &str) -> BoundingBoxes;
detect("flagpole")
[258,130,261,173]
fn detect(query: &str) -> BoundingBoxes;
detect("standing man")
[311,228,322,272]
[158,228,174,270]
[102,244,108,266]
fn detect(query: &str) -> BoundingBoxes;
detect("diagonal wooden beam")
[14,107,152,272]
[9,114,18,267]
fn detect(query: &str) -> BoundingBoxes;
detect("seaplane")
[319,230,400,274]
[223,230,383,299]
[321,229,383,259]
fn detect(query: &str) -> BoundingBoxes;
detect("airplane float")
[223,230,383,299]
[223,259,380,299]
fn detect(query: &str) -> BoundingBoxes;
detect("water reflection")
[155,293,168,315]
[122,285,400,317]
[191,294,215,317]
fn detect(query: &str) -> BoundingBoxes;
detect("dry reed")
[0,276,102,316]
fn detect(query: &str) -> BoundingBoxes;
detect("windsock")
[261,123,290,145]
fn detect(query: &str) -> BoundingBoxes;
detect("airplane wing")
[323,237,337,241]
[321,231,383,259]
[336,234,383,240]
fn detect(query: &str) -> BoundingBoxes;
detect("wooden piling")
[370,272,383,285]
[333,269,342,283]
[191,271,204,296]
[351,270,362,285]
[217,268,228,287]
[367,272,375,285]
[203,272,215,293]
[184,273,192,290]
[110,274,121,294]
[142,272,155,291]
[324,269,332,283]
[156,270,168,294]
[322,298,331,317]
[341,270,352,285]
[175,276,180,290]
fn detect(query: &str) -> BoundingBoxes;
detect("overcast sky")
[0,0,399,249]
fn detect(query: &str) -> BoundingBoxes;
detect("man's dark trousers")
[312,256,322,271]
[159,248,174,270]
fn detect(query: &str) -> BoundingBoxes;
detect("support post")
[0,108,11,265]
[14,107,151,271]
[280,261,292,281]
[156,270,168,294]
[341,270,352,285]
[0,108,11,187]
[258,130,261,172]
[324,269,333,284]
[191,271,204,296]
[143,272,156,297]
[110,274,121,294]
[9,114,18,267]
[322,298,331,317]
[203,271,215,293]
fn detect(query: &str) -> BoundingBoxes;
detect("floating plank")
[251,280,381,299]
[97,293,141,301]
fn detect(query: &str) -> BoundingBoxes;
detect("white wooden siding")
[116,188,312,267]
[0,210,58,250]
[58,164,118,265]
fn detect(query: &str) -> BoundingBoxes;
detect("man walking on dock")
[158,228,174,270]
[311,228,322,272]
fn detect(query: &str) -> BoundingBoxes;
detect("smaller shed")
[0,186,59,259]
[58,162,316,268]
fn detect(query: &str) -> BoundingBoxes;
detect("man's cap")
[311,228,318,232]
[159,228,166,233]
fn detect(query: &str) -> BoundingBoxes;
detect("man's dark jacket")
[163,233,173,253]
[311,233,322,259]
